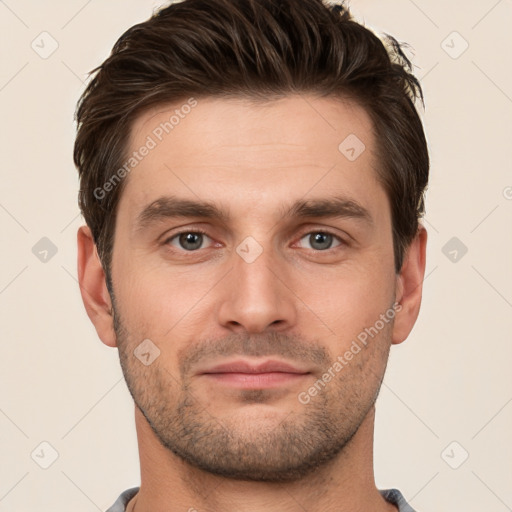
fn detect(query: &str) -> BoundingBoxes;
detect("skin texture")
[77,95,427,512]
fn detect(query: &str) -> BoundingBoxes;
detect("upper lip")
[198,359,310,375]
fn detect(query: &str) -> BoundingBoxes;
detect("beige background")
[1,0,511,510]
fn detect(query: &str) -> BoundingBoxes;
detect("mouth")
[197,359,311,389]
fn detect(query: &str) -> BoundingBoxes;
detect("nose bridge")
[217,237,296,333]
[236,240,278,295]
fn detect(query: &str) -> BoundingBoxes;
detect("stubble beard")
[113,303,392,483]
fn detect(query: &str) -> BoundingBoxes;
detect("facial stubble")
[113,300,392,483]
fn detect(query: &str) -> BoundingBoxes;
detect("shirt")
[105,487,417,511]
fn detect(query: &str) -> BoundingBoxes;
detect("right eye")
[165,231,213,251]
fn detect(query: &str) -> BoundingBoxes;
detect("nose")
[216,243,297,334]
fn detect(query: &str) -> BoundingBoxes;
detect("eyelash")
[163,228,347,252]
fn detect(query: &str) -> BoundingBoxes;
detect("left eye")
[297,232,342,251]
[168,232,212,251]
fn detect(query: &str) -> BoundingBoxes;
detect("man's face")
[110,95,398,481]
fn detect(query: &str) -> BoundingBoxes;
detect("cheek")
[113,256,214,343]
[307,262,396,343]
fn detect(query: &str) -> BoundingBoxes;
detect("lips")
[199,359,309,375]
[197,359,311,389]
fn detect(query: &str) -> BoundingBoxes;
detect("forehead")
[118,95,385,222]
[130,94,374,163]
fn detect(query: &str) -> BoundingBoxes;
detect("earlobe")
[77,226,117,347]
[392,225,427,345]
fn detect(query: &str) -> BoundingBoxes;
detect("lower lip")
[202,372,309,389]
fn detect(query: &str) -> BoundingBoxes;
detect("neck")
[129,406,397,512]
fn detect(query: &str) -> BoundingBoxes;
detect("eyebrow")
[135,194,373,232]
[283,196,373,225]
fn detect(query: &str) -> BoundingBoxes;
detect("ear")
[77,225,117,347]
[392,224,427,345]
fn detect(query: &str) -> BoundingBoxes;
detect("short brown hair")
[74,0,429,277]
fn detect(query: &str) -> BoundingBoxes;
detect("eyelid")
[160,225,210,242]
